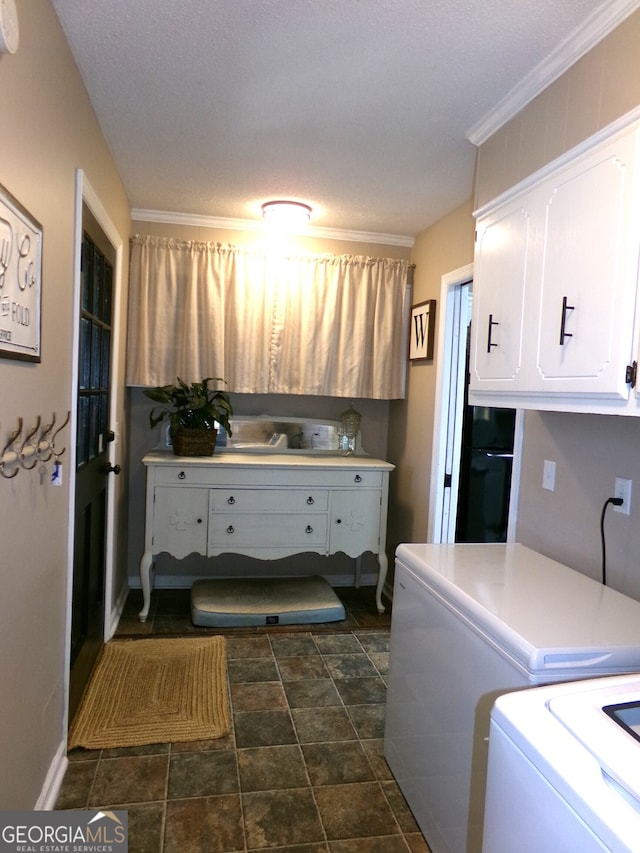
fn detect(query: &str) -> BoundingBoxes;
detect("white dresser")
[138,450,394,621]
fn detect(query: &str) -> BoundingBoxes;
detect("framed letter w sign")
[409,299,436,361]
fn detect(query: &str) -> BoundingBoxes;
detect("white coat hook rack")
[0,411,71,480]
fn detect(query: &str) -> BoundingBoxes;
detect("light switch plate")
[543,460,556,491]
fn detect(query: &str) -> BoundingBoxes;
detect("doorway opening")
[428,264,521,544]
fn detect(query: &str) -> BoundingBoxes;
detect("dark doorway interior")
[455,325,516,543]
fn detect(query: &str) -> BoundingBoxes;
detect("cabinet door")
[329,490,381,557]
[470,200,530,392]
[535,130,640,399]
[153,487,209,558]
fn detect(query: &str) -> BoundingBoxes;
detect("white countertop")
[143,450,394,471]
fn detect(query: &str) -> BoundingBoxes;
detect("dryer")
[484,674,640,852]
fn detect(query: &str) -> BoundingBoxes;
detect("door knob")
[104,463,121,475]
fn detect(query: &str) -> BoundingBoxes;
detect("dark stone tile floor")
[56,587,431,852]
[113,584,393,638]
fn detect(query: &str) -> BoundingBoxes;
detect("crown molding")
[131,208,414,248]
[467,0,640,145]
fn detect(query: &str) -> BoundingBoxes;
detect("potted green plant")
[144,377,233,456]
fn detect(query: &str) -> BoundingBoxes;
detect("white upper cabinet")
[471,198,530,389]
[470,113,640,413]
[534,130,639,396]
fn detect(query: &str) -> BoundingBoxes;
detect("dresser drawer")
[209,513,328,549]
[153,466,215,485]
[316,470,383,488]
[151,464,383,489]
[210,488,329,512]
[241,468,384,488]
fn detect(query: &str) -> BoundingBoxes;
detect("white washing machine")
[383,543,640,853]
[484,674,640,852]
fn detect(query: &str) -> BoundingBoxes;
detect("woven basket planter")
[172,427,217,457]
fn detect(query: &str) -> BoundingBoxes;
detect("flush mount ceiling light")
[262,200,312,228]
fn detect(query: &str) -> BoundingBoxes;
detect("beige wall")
[386,200,475,562]
[475,9,640,207]
[0,0,130,807]
[475,9,640,600]
[127,220,411,587]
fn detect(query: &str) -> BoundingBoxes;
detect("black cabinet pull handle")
[226,525,234,534]
[227,496,235,504]
[178,471,186,479]
[336,518,342,524]
[354,474,362,483]
[559,296,574,345]
[197,518,202,524]
[306,496,314,504]
[487,313,499,353]
[306,525,313,534]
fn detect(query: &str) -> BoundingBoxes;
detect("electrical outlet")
[542,460,556,491]
[614,477,632,514]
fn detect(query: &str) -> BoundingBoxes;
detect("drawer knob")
[354,474,362,483]
[178,471,186,480]
[306,525,314,534]
[226,525,235,534]
[197,518,203,524]
[227,496,236,505]
[306,496,315,505]
[336,518,342,524]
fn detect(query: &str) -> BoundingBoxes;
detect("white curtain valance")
[126,234,410,399]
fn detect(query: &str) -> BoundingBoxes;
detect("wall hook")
[0,418,23,479]
[51,410,71,458]
[19,415,41,470]
[38,413,56,462]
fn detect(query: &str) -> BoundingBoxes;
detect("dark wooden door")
[69,208,116,724]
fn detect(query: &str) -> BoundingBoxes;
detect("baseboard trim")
[108,582,130,639]
[35,739,68,810]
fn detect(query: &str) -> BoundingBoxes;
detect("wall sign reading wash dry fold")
[0,182,42,362]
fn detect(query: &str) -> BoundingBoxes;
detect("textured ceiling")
[52,0,630,242]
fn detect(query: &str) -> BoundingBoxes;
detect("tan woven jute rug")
[68,636,230,750]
